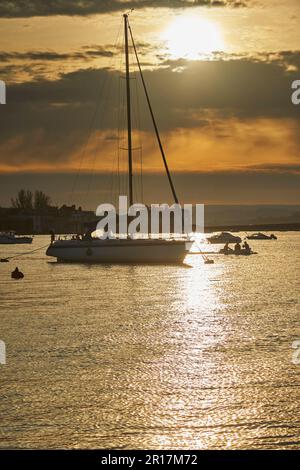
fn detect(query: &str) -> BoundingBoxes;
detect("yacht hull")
[46,239,188,264]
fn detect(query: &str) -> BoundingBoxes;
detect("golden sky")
[0,0,299,205]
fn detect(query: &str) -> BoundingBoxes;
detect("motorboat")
[247,232,277,240]
[219,247,257,256]
[0,231,33,244]
[207,232,242,245]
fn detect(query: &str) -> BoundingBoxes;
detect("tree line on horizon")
[10,189,51,211]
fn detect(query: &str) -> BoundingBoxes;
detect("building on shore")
[0,205,95,235]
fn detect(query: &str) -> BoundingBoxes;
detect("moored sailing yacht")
[46,14,188,264]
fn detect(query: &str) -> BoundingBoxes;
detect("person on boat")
[83,229,93,241]
[243,241,251,254]
[234,242,241,253]
[50,230,55,244]
[223,242,230,254]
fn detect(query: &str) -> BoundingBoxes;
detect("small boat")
[219,247,257,256]
[0,231,33,244]
[247,232,277,240]
[207,232,242,245]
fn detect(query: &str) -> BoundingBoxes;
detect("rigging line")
[108,138,115,205]
[133,47,143,205]
[124,14,134,207]
[117,75,121,200]
[1,243,50,262]
[67,89,102,208]
[132,47,144,204]
[119,27,127,200]
[84,77,112,205]
[68,18,123,208]
[122,38,128,202]
[117,27,123,199]
[117,26,126,202]
[112,82,123,208]
[128,20,179,205]
[109,149,117,207]
[127,34,141,205]
[132,63,140,204]
[88,23,123,203]
[108,77,123,208]
[85,18,123,206]
[118,89,126,201]
[111,27,125,207]
[119,97,125,198]
[130,45,138,204]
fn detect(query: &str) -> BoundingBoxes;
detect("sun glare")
[162,15,224,59]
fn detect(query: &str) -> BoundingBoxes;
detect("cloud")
[0,1,247,18]
[0,171,299,207]
[0,41,155,64]
[0,53,299,181]
[5,52,299,120]
[0,48,115,62]
[243,163,300,174]
[0,42,159,82]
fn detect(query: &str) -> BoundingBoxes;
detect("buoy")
[11,267,24,279]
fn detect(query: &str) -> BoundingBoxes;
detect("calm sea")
[0,233,299,449]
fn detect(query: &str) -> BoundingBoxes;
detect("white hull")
[46,239,188,264]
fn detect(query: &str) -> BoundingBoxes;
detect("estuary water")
[0,233,299,449]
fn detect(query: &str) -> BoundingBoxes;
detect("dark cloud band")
[0,1,246,18]
[0,53,299,185]
[0,48,115,62]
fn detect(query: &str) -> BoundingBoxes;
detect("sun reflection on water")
[1,234,299,449]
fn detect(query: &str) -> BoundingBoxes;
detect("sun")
[161,15,224,59]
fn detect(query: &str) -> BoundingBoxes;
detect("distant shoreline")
[7,222,300,236]
[204,222,300,233]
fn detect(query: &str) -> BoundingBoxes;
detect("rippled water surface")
[0,233,299,449]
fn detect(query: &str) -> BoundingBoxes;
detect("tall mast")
[128,21,179,204]
[124,14,133,207]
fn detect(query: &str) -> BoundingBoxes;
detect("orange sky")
[0,0,299,205]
